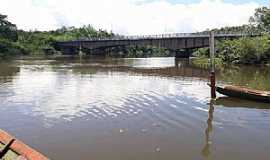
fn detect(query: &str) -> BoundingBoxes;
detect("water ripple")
[1,58,270,160]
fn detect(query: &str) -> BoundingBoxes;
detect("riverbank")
[190,57,223,68]
[191,57,270,68]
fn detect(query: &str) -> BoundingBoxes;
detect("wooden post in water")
[209,31,216,99]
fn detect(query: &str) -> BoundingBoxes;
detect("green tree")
[249,6,270,33]
[0,14,18,41]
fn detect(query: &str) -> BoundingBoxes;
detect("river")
[0,57,270,160]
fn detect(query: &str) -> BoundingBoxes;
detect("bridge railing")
[76,31,261,41]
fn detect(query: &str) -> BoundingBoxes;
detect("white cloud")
[0,0,259,35]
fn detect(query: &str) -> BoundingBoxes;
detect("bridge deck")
[54,33,259,55]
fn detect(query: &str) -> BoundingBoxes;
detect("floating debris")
[119,129,124,133]
[141,129,147,133]
[152,123,161,127]
[155,147,161,152]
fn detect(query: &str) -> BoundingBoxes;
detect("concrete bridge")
[53,33,255,58]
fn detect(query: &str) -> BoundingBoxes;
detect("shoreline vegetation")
[1,6,270,65]
[193,35,270,65]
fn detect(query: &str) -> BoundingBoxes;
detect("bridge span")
[54,33,254,58]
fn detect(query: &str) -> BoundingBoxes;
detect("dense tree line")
[0,14,114,58]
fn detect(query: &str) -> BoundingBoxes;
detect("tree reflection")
[201,99,215,158]
[174,58,190,68]
[0,62,20,84]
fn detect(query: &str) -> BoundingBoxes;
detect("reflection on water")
[215,97,270,109]
[217,65,270,91]
[0,57,270,160]
[0,62,20,84]
[201,100,214,158]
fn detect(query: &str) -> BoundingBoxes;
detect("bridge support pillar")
[175,58,190,68]
[175,49,192,58]
[61,46,77,55]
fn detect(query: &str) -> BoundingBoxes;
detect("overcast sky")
[0,0,268,35]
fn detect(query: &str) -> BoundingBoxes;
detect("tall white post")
[210,31,215,73]
[209,31,216,99]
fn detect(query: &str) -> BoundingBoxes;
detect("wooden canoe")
[215,85,270,103]
[0,129,49,160]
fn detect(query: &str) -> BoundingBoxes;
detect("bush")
[193,35,270,65]
[193,48,209,58]
[0,38,28,57]
[217,35,270,64]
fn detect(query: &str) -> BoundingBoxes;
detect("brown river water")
[0,57,270,160]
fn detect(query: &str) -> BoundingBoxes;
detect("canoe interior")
[216,85,270,103]
[0,142,19,160]
[0,129,48,160]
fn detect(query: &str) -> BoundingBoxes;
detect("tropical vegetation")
[0,14,114,58]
